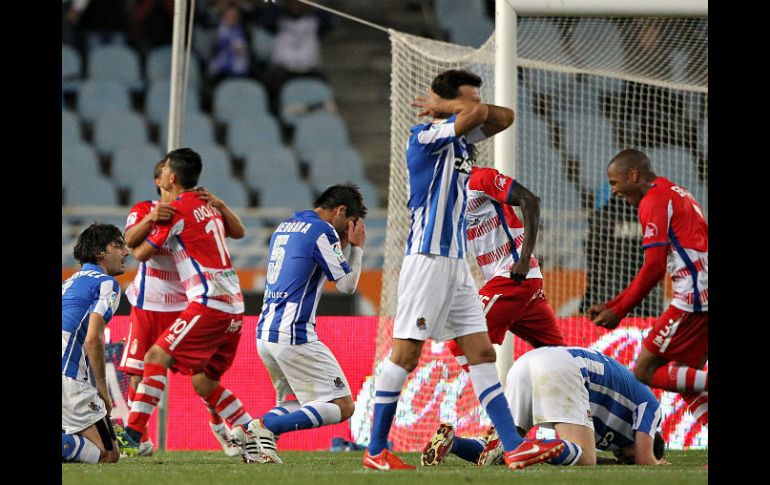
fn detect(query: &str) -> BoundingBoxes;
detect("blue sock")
[62,432,99,463]
[469,363,523,451]
[368,358,409,455]
[261,408,317,435]
[451,437,485,463]
[62,433,78,462]
[548,439,582,466]
[262,402,300,431]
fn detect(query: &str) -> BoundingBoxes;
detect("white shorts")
[257,339,351,405]
[62,375,107,434]
[504,347,594,432]
[393,253,487,341]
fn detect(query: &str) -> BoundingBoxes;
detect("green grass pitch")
[63,449,708,485]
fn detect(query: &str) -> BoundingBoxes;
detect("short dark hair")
[314,183,368,219]
[73,223,124,265]
[153,159,166,196]
[653,431,665,460]
[431,69,483,99]
[165,148,202,189]
[609,148,653,173]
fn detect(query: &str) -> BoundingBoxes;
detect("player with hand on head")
[235,184,367,464]
[118,159,246,457]
[115,148,266,462]
[62,223,129,463]
[446,165,565,372]
[422,346,669,467]
[585,149,708,429]
[364,69,565,471]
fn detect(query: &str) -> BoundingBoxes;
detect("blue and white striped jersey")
[257,210,352,345]
[565,347,662,451]
[405,115,487,258]
[61,263,122,382]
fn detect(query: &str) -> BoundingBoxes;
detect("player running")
[421,346,669,467]
[586,149,708,428]
[62,223,129,463]
[447,165,565,371]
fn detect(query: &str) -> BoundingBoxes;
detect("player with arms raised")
[586,149,708,428]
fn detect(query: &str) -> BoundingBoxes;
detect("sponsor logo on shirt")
[454,155,474,174]
[332,242,345,263]
[226,319,243,334]
[643,223,658,239]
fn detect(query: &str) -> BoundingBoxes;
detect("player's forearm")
[608,247,667,317]
[436,98,488,136]
[480,104,514,138]
[219,204,246,239]
[633,433,660,465]
[84,335,109,402]
[132,240,158,262]
[335,246,363,295]
[125,216,154,248]
[516,191,541,266]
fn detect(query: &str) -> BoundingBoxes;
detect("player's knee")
[633,365,654,385]
[466,345,497,365]
[191,373,217,397]
[339,400,355,421]
[98,447,119,463]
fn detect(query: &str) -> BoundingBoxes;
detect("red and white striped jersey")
[466,167,542,283]
[125,200,188,312]
[146,191,244,314]
[638,177,708,313]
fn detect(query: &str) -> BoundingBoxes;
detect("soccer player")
[586,149,708,428]
[421,346,669,467]
[118,160,246,457]
[62,223,129,463]
[233,184,367,463]
[446,165,565,372]
[364,69,565,471]
[116,148,265,462]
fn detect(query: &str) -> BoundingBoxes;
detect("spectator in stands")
[128,0,174,54]
[65,0,131,54]
[260,0,332,113]
[208,2,253,85]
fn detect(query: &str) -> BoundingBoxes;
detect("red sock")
[127,363,167,435]
[650,363,708,392]
[682,392,708,426]
[129,380,151,442]
[203,385,252,428]
[203,402,224,426]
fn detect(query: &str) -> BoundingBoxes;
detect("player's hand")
[592,307,622,330]
[98,390,112,417]
[195,187,224,209]
[585,303,607,320]
[411,89,447,118]
[150,202,175,223]
[510,259,529,282]
[347,219,366,247]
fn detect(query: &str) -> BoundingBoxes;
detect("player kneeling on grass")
[421,346,669,467]
[231,184,367,464]
[62,223,130,463]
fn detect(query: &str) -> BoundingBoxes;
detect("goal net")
[351,15,707,451]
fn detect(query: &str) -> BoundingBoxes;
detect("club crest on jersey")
[416,317,427,331]
[334,377,346,389]
[88,401,100,412]
[226,319,243,334]
[643,223,658,239]
[494,174,507,191]
[126,212,138,227]
[454,155,474,174]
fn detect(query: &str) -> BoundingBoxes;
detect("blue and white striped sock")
[468,363,523,452]
[451,437,485,463]
[262,400,301,431]
[368,358,409,455]
[548,439,582,466]
[261,401,340,435]
[62,433,100,463]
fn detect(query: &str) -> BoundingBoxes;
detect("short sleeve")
[638,193,671,249]
[125,201,152,231]
[469,167,515,204]
[632,400,662,437]
[410,116,457,152]
[146,215,184,249]
[90,279,122,323]
[312,229,352,281]
[464,125,488,144]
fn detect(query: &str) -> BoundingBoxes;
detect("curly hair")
[73,222,124,265]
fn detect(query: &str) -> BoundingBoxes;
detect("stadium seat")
[78,80,132,124]
[193,25,214,60]
[146,45,202,86]
[256,180,315,210]
[226,113,284,160]
[292,111,349,161]
[517,19,577,98]
[250,26,275,64]
[62,142,102,187]
[87,44,143,90]
[699,118,708,160]
[434,0,486,32]
[569,19,627,73]
[62,110,81,144]
[62,44,82,93]
[305,146,366,187]
[64,175,118,207]
[280,78,336,126]
[448,17,494,48]
[196,173,251,208]
[111,143,164,196]
[93,111,149,156]
[213,79,269,125]
[195,145,234,178]
[358,179,381,209]
[558,111,621,192]
[243,146,301,191]
[145,80,202,127]
[643,145,700,190]
[158,111,216,148]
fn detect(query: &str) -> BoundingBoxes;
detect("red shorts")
[154,302,244,381]
[119,307,181,376]
[448,277,565,357]
[642,305,708,368]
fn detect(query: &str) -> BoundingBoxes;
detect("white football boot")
[247,419,283,464]
[210,422,243,458]
[229,424,270,464]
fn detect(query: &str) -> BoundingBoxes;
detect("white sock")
[378,358,410,393]
[74,435,101,463]
[303,401,343,426]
